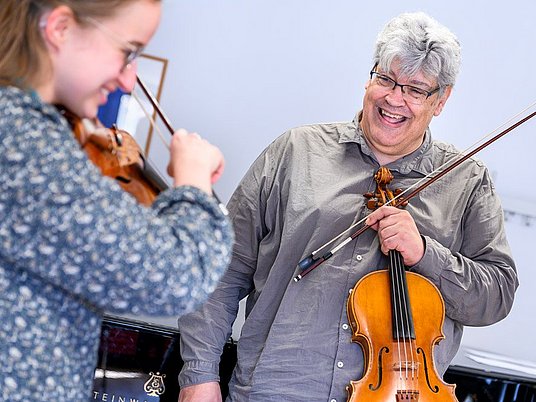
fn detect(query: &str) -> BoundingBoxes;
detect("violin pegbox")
[363,166,408,210]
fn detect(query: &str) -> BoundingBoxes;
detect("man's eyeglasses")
[84,17,145,70]
[369,68,441,105]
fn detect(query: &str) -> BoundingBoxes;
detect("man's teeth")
[381,110,404,120]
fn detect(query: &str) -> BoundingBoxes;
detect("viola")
[346,167,458,401]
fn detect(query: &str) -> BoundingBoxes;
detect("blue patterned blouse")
[0,86,233,401]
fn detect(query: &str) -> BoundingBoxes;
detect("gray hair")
[373,12,461,90]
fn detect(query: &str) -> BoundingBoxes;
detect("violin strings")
[391,251,413,391]
[395,253,407,386]
[306,100,536,260]
[389,252,403,388]
[397,251,417,389]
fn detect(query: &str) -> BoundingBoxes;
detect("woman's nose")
[117,61,138,93]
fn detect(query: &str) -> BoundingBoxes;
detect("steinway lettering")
[92,391,152,402]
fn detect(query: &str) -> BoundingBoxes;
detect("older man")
[178,12,517,402]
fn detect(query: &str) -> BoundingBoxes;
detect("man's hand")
[365,206,425,266]
[179,382,222,402]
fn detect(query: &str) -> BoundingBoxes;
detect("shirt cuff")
[154,185,226,219]
[178,360,221,388]
[409,235,445,285]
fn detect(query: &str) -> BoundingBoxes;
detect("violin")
[59,107,168,206]
[59,75,228,215]
[345,167,457,401]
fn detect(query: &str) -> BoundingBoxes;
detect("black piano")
[92,315,536,401]
[92,315,237,402]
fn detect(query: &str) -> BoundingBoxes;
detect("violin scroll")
[364,167,408,210]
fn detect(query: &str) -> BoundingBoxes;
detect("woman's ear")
[40,5,76,50]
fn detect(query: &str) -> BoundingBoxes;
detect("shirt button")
[342,323,349,330]
[330,399,337,402]
[337,361,344,368]
[356,254,363,261]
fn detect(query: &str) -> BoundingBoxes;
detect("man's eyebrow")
[383,69,435,89]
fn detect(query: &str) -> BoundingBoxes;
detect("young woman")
[0,1,233,400]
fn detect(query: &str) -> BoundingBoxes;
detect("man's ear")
[433,85,452,117]
[40,5,76,50]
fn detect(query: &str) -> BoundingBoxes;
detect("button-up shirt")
[178,113,517,401]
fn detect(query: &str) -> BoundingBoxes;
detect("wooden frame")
[116,54,169,156]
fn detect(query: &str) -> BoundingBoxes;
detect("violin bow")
[294,107,536,281]
[135,75,228,216]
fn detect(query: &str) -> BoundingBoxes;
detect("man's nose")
[385,83,406,106]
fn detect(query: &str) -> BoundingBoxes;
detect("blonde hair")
[0,0,160,88]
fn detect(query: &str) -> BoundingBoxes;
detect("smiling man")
[361,59,452,166]
[177,12,518,402]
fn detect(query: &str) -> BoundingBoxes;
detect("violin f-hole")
[417,347,440,394]
[369,346,389,391]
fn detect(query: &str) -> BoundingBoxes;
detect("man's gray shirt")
[178,114,518,402]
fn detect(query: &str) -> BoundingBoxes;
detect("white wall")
[132,0,536,372]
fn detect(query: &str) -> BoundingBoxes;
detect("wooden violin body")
[346,167,458,402]
[61,107,167,206]
[346,270,457,401]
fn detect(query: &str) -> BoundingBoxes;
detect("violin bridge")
[396,389,419,401]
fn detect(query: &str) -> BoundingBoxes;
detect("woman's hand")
[167,129,225,194]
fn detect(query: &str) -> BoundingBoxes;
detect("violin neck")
[141,156,169,192]
[388,250,416,340]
